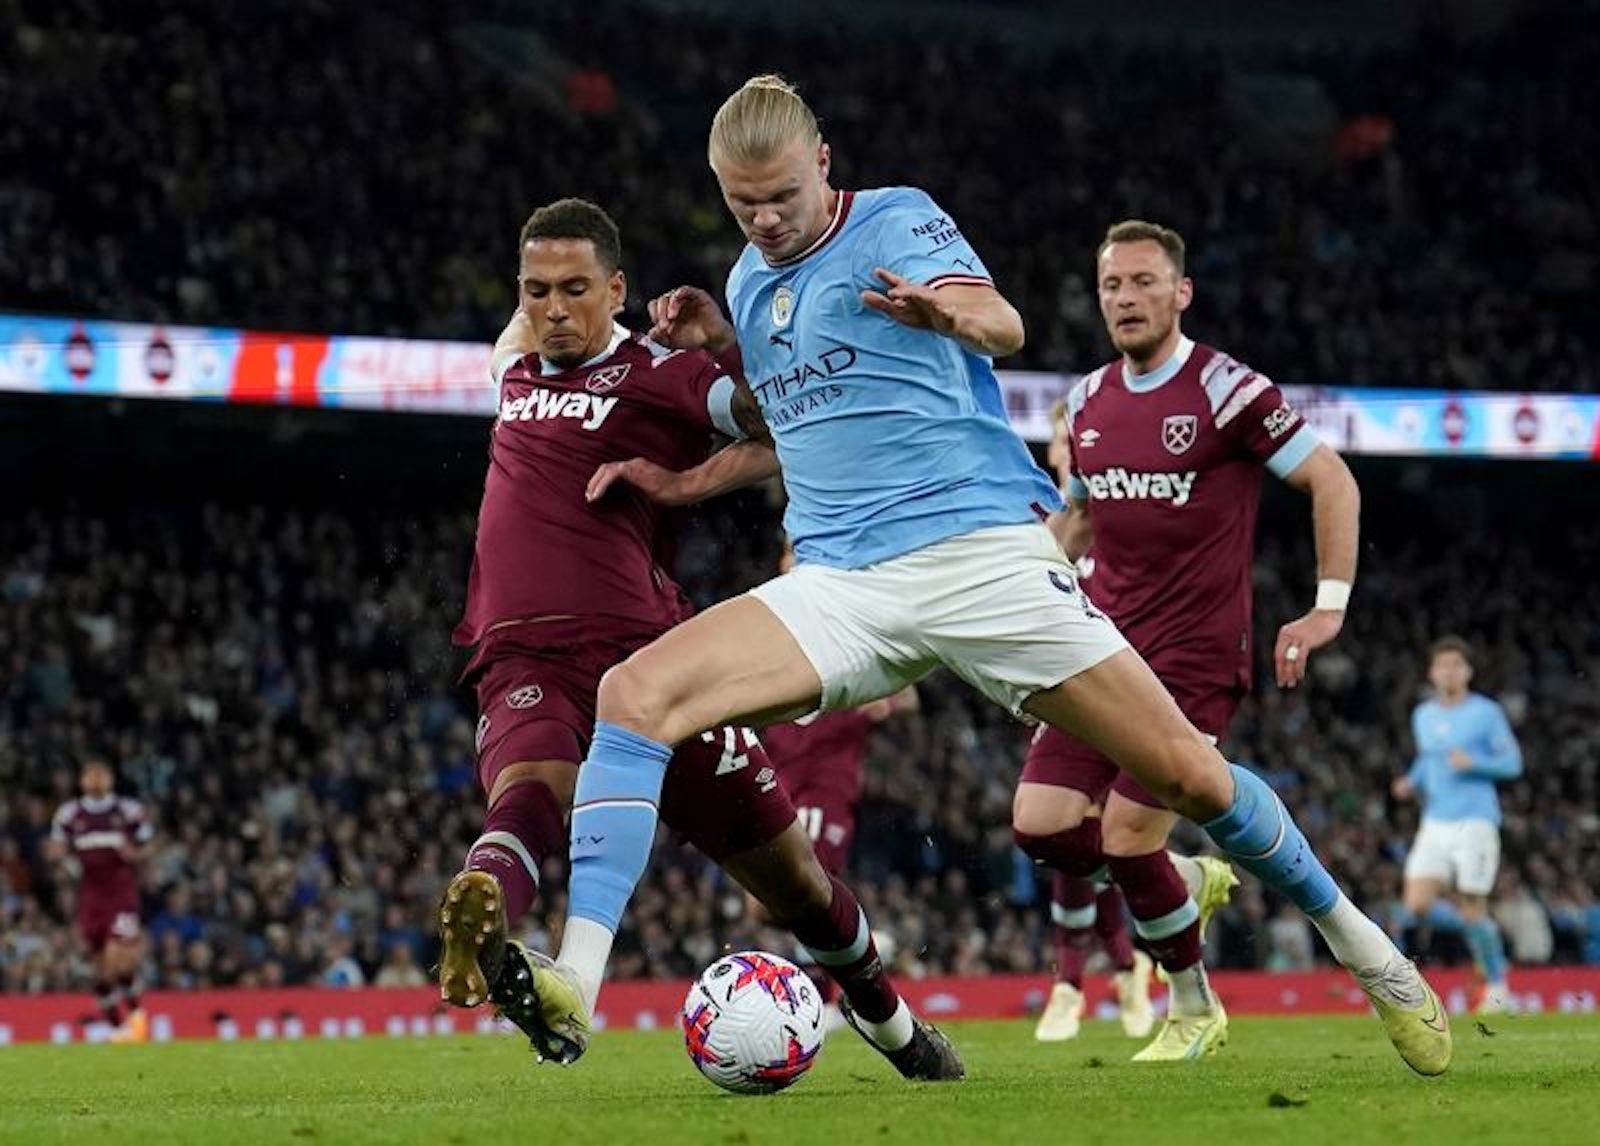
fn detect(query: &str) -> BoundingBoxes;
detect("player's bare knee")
[1011,785,1089,838]
[1101,819,1162,858]
[488,762,574,810]
[595,661,677,740]
[1149,745,1231,820]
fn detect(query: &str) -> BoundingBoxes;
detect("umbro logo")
[1078,429,1100,448]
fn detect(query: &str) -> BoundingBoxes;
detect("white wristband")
[1315,579,1352,612]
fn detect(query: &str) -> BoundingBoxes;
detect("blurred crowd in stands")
[3,0,1596,998]
[3,494,1596,994]
[2,0,1595,390]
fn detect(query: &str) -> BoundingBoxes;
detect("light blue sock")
[1201,764,1339,917]
[1393,904,1418,947]
[1427,899,1466,933]
[1465,918,1510,987]
[567,721,673,933]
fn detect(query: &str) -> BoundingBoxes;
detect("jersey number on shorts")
[1049,569,1106,622]
[796,806,825,842]
[703,727,761,775]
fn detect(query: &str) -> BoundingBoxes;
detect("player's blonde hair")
[708,74,821,169]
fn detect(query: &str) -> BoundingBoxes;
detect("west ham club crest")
[586,364,630,393]
[1161,414,1198,455]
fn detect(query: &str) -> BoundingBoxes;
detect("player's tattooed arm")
[586,440,780,507]
[862,270,1026,357]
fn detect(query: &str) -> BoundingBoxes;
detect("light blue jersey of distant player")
[1407,693,1523,825]
[726,187,1060,568]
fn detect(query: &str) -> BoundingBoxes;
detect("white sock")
[1168,852,1204,899]
[557,916,616,1015]
[1311,893,1399,972]
[1166,963,1217,1018]
[854,998,915,1052]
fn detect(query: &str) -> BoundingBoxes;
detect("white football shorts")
[1404,817,1501,896]
[749,522,1128,716]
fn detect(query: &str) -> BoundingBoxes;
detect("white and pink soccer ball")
[681,951,824,1094]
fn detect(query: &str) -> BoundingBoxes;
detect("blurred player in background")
[1392,637,1523,1013]
[527,75,1449,1079]
[438,198,960,1079]
[1016,219,1363,1059]
[48,758,152,1041]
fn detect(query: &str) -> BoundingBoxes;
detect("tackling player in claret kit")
[437,197,960,1080]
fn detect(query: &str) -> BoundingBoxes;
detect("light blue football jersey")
[1407,693,1523,826]
[726,186,1060,568]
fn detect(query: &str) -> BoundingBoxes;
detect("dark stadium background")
[3,0,1597,1003]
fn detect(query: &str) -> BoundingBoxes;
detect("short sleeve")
[871,190,994,291]
[1064,433,1089,501]
[1203,355,1319,476]
[128,801,155,844]
[653,346,745,440]
[1062,374,1095,501]
[49,804,72,843]
[490,348,526,388]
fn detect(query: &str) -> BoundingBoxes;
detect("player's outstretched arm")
[1274,443,1361,688]
[861,269,1025,357]
[587,440,780,507]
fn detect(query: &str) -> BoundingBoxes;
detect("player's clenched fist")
[647,286,737,354]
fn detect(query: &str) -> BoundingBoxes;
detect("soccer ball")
[681,951,824,1094]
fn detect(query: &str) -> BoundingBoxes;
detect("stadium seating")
[1,0,1594,391]
[3,485,1595,993]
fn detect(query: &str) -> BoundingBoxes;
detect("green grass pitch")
[4,1015,1597,1146]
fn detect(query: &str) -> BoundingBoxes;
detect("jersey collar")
[80,794,116,813]
[764,191,855,269]
[540,322,630,377]
[1122,335,1195,393]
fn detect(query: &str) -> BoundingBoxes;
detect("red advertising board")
[2,967,1595,1046]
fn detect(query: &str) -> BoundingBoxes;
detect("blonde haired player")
[523,75,1450,1078]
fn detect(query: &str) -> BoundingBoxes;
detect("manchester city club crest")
[771,285,795,329]
[1162,414,1198,455]
[586,363,630,393]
